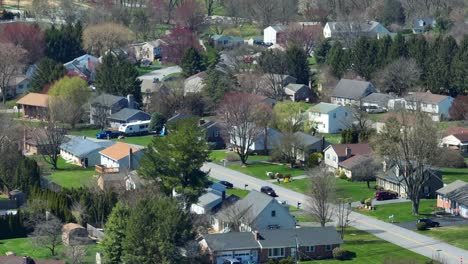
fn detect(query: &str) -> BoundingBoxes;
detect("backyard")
[356,199,437,223]
[0,237,99,263]
[300,228,430,264]
[37,157,96,189]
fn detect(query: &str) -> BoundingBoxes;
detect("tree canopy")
[44,22,84,63]
[30,57,66,93]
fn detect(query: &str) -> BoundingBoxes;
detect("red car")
[374,191,398,201]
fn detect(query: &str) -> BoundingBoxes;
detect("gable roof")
[332,79,374,100]
[108,108,150,122]
[145,39,167,47]
[445,127,468,137]
[437,180,468,195]
[204,232,260,251]
[452,133,468,142]
[60,136,115,158]
[185,71,207,82]
[326,143,372,158]
[362,93,395,106]
[284,83,308,93]
[216,191,276,222]
[267,25,287,32]
[405,92,450,104]
[338,154,373,170]
[327,21,388,34]
[17,93,49,107]
[294,132,322,147]
[99,142,142,161]
[308,102,341,114]
[91,93,126,107]
[167,113,190,123]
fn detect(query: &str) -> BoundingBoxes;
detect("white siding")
[264,27,278,44]
[324,147,339,169]
[323,23,331,38]
[308,107,353,133]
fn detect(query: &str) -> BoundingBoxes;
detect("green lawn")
[70,128,154,146]
[0,194,9,200]
[307,56,316,65]
[209,150,270,163]
[0,237,99,263]
[226,188,250,198]
[227,163,304,180]
[221,23,260,38]
[442,167,468,184]
[417,225,468,250]
[276,178,376,202]
[300,228,429,264]
[318,133,341,144]
[45,157,96,189]
[356,199,437,223]
[368,113,385,122]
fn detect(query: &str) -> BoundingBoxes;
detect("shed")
[62,223,90,246]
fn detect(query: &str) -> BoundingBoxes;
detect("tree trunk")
[411,197,420,215]
[367,180,370,189]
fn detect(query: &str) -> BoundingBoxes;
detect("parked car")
[417,218,440,227]
[374,191,397,201]
[260,186,278,197]
[364,105,387,113]
[96,130,120,139]
[219,180,233,189]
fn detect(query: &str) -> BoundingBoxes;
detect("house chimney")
[127,94,135,108]
[345,147,352,158]
[252,231,260,240]
[199,119,206,126]
[128,148,133,170]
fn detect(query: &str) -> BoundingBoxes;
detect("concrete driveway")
[137,66,182,82]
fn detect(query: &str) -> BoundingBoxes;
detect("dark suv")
[260,186,278,197]
[374,191,398,201]
[417,218,440,227]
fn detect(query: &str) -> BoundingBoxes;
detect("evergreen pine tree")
[451,36,468,96]
[102,203,130,264]
[286,45,310,85]
[326,42,349,79]
[388,34,408,60]
[30,57,66,92]
[376,35,392,68]
[407,35,428,83]
[149,112,166,134]
[352,37,378,80]
[44,23,84,63]
[180,47,206,77]
[427,36,458,94]
[202,68,236,107]
[315,39,331,64]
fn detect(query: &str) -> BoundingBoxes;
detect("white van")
[118,120,150,136]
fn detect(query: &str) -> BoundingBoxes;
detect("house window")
[332,156,336,162]
[326,245,333,251]
[333,113,336,118]
[326,154,330,159]
[432,104,436,108]
[268,248,285,258]
[271,210,276,217]
[305,246,315,252]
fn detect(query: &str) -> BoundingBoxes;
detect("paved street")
[137,66,182,82]
[202,162,468,264]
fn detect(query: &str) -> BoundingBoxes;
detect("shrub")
[416,222,427,231]
[432,148,466,168]
[306,152,323,168]
[333,248,353,260]
[275,173,284,179]
[339,171,347,180]
[365,198,372,206]
[225,152,240,162]
[360,198,366,205]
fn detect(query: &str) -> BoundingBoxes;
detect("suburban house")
[23,127,53,155]
[293,132,325,162]
[17,92,49,119]
[64,54,99,81]
[184,71,207,94]
[199,119,224,149]
[191,182,229,215]
[323,143,372,170]
[0,75,31,98]
[307,103,354,134]
[437,180,468,218]
[131,39,167,62]
[212,35,245,48]
[97,142,144,173]
[0,256,65,264]
[338,155,375,179]
[404,91,454,121]
[441,133,468,154]
[361,93,395,110]
[263,25,287,45]
[200,227,343,264]
[0,190,26,216]
[60,136,116,167]
[108,108,151,128]
[323,21,390,39]
[376,162,443,198]
[212,191,296,232]
[89,94,136,125]
[413,18,436,33]
[283,83,316,102]
[231,128,283,153]
[331,79,377,106]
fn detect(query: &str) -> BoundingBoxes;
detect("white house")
[184,71,207,94]
[263,25,287,45]
[441,133,468,154]
[307,103,354,134]
[130,39,167,62]
[323,143,372,170]
[60,136,116,167]
[98,142,144,171]
[323,21,390,39]
[404,91,454,121]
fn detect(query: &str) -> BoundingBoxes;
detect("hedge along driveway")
[226,162,304,180]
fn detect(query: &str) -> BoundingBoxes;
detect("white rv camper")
[118,120,150,135]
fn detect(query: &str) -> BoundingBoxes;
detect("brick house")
[200,227,343,264]
[437,180,468,218]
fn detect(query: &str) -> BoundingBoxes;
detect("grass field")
[226,188,250,198]
[44,157,96,189]
[208,150,270,163]
[417,225,468,250]
[356,199,437,223]
[308,56,316,65]
[220,23,260,38]
[442,167,468,184]
[0,237,99,263]
[70,128,154,146]
[227,163,304,180]
[276,178,376,202]
[300,228,430,264]
[318,133,341,144]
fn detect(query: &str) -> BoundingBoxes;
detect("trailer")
[118,120,151,136]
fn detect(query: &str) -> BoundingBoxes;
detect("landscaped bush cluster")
[306,152,323,168]
[225,152,240,162]
[339,171,348,180]
[365,198,373,206]
[416,222,427,231]
[332,247,355,260]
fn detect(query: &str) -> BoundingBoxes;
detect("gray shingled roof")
[327,21,387,33]
[437,180,467,195]
[204,232,260,251]
[362,93,394,107]
[332,79,374,100]
[285,84,308,93]
[92,93,126,107]
[216,191,274,222]
[60,136,115,158]
[294,132,322,147]
[308,102,341,114]
[108,108,150,122]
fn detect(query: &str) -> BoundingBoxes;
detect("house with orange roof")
[16,92,49,119]
[97,142,144,172]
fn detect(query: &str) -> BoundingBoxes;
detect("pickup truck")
[96,130,120,139]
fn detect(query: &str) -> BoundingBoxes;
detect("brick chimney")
[345,146,352,158]
[252,231,260,240]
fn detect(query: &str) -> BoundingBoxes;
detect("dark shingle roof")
[108,108,150,122]
[294,132,322,147]
[332,79,374,100]
[91,93,126,107]
[362,93,395,107]
[204,232,260,251]
[452,133,468,142]
[405,92,450,104]
[327,143,372,158]
[60,136,115,158]
[338,154,373,170]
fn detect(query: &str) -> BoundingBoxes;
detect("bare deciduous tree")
[83,22,135,56]
[0,43,26,104]
[352,158,380,188]
[375,58,421,96]
[30,214,63,256]
[65,245,87,264]
[273,133,302,168]
[35,120,66,170]
[218,202,254,232]
[285,23,323,55]
[306,165,335,227]
[217,93,272,165]
[375,110,439,215]
[336,198,352,239]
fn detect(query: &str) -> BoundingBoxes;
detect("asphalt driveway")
[397,215,468,230]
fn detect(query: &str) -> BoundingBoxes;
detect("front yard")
[356,199,437,223]
[227,162,304,180]
[417,225,468,250]
[209,150,270,163]
[300,228,430,264]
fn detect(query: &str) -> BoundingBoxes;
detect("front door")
[290,247,296,258]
